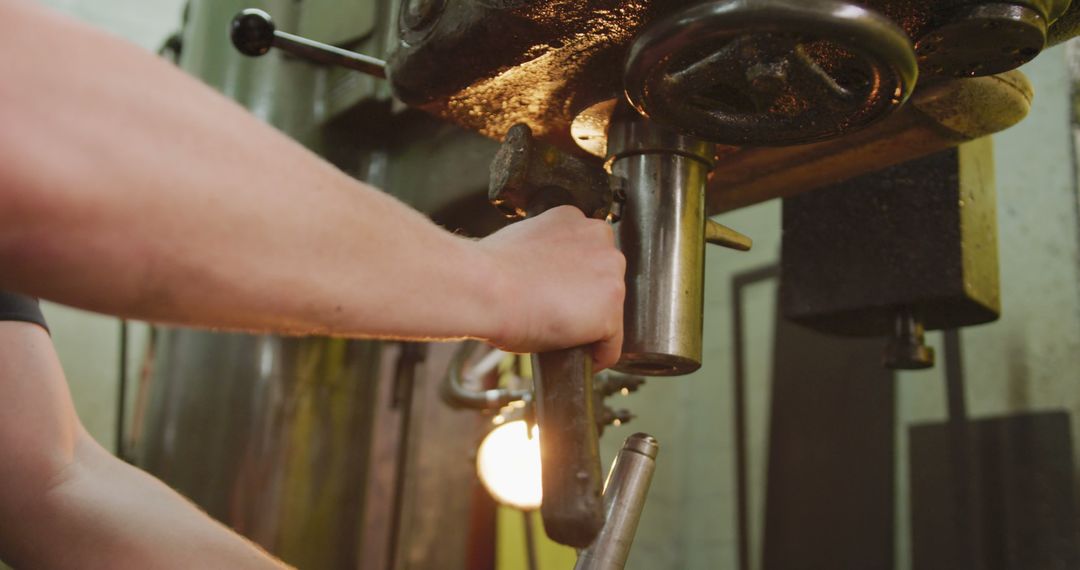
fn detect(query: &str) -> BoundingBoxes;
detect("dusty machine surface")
[129,0,1080,567]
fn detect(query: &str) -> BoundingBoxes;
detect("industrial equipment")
[781,139,1000,369]
[128,0,1080,567]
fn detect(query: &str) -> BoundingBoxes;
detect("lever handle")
[488,124,614,547]
[704,219,753,251]
[532,348,606,547]
[230,9,387,79]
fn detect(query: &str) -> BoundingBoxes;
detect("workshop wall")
[36,0,187,451]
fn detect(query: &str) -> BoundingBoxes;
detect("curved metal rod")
[442,341,531,410]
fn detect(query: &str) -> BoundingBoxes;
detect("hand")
[477,206,626,370]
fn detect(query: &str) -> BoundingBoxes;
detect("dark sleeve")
[0,291,49,332]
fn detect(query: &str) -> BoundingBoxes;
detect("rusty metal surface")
[706,70,1032,214]
[387,0,1075,155]
[780,139,1000,337]
[489,124,617,221]
[388,0,660,147]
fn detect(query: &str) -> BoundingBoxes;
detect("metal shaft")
[609,109,716,376]
[575,433,659,570]
[273,30,387,78]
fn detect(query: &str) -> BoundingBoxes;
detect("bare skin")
[0,0,625,568]
[0,323,290,569]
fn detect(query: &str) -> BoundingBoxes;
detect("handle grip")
[532,347,605,547]
[488,123,613,547]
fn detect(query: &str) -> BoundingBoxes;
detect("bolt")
[883,307,935,370]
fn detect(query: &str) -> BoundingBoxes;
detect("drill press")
[227,0,1080,552]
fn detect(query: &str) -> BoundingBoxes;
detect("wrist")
[456,235,511,345]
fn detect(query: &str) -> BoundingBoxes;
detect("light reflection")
[476,420,543,511]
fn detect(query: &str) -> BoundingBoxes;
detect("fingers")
[590,219,616,247]
[592,324,623,372]
[541,204,586,222]
[480,203,625,359]
[538,206,614,245]
[593,254,625,371]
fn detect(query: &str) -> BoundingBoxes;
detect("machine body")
[781,139,1000,368]
[201,0,1079,558]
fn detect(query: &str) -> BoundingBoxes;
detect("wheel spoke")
[663,37,751,99]
[789,43,856,107]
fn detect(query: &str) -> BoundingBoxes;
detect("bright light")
[476,420,543,511]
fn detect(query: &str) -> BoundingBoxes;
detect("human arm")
[0,321,292,569]
[0,0,624,367]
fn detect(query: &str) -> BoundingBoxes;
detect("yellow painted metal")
[497,508,578,570]
[707,70,1033,214]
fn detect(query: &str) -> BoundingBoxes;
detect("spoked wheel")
[624,0,919,146]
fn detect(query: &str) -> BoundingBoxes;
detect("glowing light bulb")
[476,420,542,510]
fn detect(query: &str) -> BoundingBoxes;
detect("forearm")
[0,1,500,341]
[21,431,290,570]
[0,322,289,569]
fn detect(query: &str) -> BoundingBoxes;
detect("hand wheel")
[623,0,918,146]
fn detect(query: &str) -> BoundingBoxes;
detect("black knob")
[230,8,276,57]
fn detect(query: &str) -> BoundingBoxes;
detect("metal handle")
[532,348,606,547]
[229,9,387,78]
[575,433,659,570]
[488,124,620,547]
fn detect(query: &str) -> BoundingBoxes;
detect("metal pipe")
[442,341,530,410]
[608,108,716,376]
[574,433,660,570]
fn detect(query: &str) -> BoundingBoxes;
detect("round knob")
[230,8,276,57]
